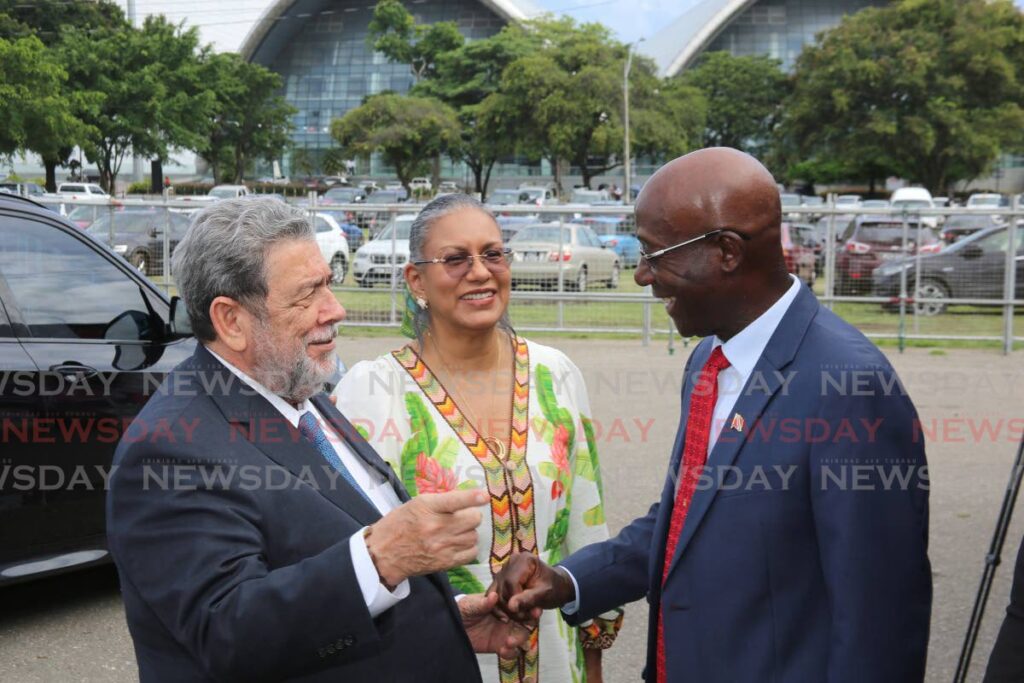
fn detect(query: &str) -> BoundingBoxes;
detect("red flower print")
[415,453,457,493]
[551,479,565,500]
[551,425,570,474]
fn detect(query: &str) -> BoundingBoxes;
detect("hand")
[493,552,576,621]
[459,592,533,658]
[365,489,487,586]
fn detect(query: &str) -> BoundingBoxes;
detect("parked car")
[860,199,890,209]
[312,213,351,282]
[321,186,365,205]
[56,182,108,199]
[569,188,609,204]
[835,216,941,295]
[409,177,432,193]
[487,189,531,206]
[890,187,937,227]
[85,208,192,276]
[314,209,364,251]
[322,175,348,186]
[0,181,46,198]
[352,214,415,287]
[362,189,408,233]
[873,223,1024,315]
[0,192,196,584]
[516,185,558,206]
[508,222,620,290]
[966,193,1004,209]
[835,194,862,208]
[438,181,459,193]
[785,221,824,277]
[587,216,640,268]
[207,184,251,200]
[940,214,1001,244]
[495,215,539,243]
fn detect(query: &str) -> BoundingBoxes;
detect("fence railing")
[34,193,1023,353]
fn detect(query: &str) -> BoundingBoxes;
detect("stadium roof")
[641,0,759,77]
[240,0,542,62]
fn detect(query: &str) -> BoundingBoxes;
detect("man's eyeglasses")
[412,247,512,278]
[639,228,751,270]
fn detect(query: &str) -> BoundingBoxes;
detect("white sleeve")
[349,528,410,618]
[558,565,582,615]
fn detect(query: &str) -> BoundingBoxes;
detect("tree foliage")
[368,0,463,81]
[331,93,461,192]
[60,16,216,191]
[680,51,787,154]
[198,52,295,183]
[778,0,1024,193]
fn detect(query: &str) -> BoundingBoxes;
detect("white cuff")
[350,528,410,618]
[557,565,581,615]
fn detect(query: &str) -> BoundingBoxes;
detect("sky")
[120,0,1024,52]
[119,0,685,51]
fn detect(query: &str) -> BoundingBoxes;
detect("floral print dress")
[334,336,623,683]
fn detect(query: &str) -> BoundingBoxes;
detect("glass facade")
[251,0,505,176]
[704,0,886,71]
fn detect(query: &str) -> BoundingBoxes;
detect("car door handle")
[50,362,100,381]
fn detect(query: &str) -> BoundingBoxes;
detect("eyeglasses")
[412,247,512,278]
[639,228,751,270]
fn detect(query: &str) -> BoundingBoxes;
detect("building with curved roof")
[237,0,539,175]
[643,0,885,76]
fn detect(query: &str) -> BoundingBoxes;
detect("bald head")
[637,147,782,244]
[633,148,793,340]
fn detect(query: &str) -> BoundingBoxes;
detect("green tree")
[368,0,463,82]
[60,16,215,192]
[779,0,1024,193]
[0,0,125,190]
[331,93,460,193]
[0,37,76,158]
[680,51,788,154]
[199,52,295,183]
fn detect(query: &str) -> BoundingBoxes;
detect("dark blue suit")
[561,286,932,682]
[107,345,481,683]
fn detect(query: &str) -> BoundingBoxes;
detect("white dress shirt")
[562,275,802,615]
[207,347,410,617]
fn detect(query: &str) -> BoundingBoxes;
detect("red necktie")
[657,346,731,683]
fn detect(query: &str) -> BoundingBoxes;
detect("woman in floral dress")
[334,194,622,683]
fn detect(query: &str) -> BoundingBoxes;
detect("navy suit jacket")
[107,345,481,683]
[561,285,932,682]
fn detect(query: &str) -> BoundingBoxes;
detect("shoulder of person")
[333,352,406,399]
[522,337,587,388]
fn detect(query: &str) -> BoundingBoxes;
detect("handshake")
[364,488,577,656]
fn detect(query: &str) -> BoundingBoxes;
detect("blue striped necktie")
[298,411,374,508]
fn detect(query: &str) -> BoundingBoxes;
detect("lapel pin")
[730,413,745,432]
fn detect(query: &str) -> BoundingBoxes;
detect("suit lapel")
[663,286,820,581]
[200,345,382,525]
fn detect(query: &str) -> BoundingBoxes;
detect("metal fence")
[36,194,1023,353]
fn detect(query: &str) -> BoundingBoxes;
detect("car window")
[86,185,105,194]
[511,226,570,243]
[975,226,1024,253]
[62,184,85,193]
[315,216,333,233]
[0,296,12,337]
[580,227,601,247]
[0,216,157,341]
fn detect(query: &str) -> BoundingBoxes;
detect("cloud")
[535,0,699,43]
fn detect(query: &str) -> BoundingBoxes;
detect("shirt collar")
[205,346,313,428]
[712,275,802,377]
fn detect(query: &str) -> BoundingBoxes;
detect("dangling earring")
[416,296,428,310]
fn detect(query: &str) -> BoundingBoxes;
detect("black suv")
[0,194,195,584]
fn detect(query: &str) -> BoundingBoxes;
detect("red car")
[836,217,941,295]
[781,221,817,286]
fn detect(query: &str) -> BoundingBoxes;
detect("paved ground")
[1,335,1022,682]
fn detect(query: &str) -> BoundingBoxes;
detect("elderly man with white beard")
[106,197,531,683]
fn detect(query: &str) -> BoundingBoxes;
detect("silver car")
[509,222,620,290]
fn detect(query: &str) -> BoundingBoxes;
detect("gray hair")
[171,197,315,342]
[407,193,513,342]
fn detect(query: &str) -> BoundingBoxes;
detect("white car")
[312,213,351,282]
[353,214,415,287]
[890,187,937,228]
[208,184,251,200]
[410,177,432,192]
[56,182,108,199]
[966,193,1003,208]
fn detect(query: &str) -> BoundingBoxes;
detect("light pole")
[623,38,643,205]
